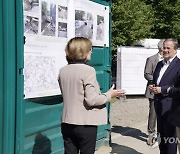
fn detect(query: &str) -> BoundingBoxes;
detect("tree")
[112,0,154,49]
[111,0,155,76]
[147,0,180,42]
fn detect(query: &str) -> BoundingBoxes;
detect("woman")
[58,37,125,154]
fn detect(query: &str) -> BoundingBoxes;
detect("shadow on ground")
[111,126,148,142]
[110,143,143,154]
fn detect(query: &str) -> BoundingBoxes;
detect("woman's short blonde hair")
[65,37,92,63]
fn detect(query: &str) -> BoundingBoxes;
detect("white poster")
[23,0,110,98]
[116,46,180,95]
[74,0,109,46]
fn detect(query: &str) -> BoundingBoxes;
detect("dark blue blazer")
[153,56,180,115]
[168,71,180,127]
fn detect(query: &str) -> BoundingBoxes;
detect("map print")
[24,55,59,98]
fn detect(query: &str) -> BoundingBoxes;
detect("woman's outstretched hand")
[109,84,126,98]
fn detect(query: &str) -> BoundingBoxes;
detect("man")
[167,71,180,153]
[144,39,164,146]
[150,38,180,154]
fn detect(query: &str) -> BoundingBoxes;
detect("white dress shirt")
[156,55,176,85]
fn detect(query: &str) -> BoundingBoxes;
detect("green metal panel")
[0,1,3,153]
[91,0,110,6]
[15,0,25,152]
[21,0,112,153]
[22,48,112,153]
[0,0,24,153]
[23,96,64,153]
[89,46,112,149]
[2,0,112,153]
[0,0,17,153]
[0,0,112,152]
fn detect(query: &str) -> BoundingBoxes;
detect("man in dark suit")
[144,39,164,146]
[149,38,180,154]
[168,72,180,153]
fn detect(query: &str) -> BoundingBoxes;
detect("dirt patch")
[110,96,149,128]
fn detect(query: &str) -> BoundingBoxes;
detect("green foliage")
[151,0,180,41]
[111,0,180,76]
[112,0,155,51]
[111,0,155,76]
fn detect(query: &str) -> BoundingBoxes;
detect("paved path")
[95,97,179,154]
[95,122,159,154]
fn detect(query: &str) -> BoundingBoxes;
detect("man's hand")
[152,86,161,94]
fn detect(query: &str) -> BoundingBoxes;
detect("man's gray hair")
[163,38,179,50]
[158,39,165,49]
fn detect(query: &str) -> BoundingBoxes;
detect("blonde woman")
[58,37,125,154]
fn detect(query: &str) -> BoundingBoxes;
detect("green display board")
[0,0,112,153]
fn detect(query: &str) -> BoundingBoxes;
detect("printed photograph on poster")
[58,22,67,38]
[23,0,39,13]
[23,0,109,45]
[58,5,68,38]
[23,0,39,35]
[24,16,39,34]
[75,10,93,39]
[41,1,56,36]
[96,15,104,41]
[58,5,67,19]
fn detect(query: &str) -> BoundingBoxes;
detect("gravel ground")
[95,96,159,154]
[110,95,149,128]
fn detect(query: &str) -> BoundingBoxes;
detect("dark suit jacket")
[153,56,180,116]
[144,53,160,99]
[168,72,180,127]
